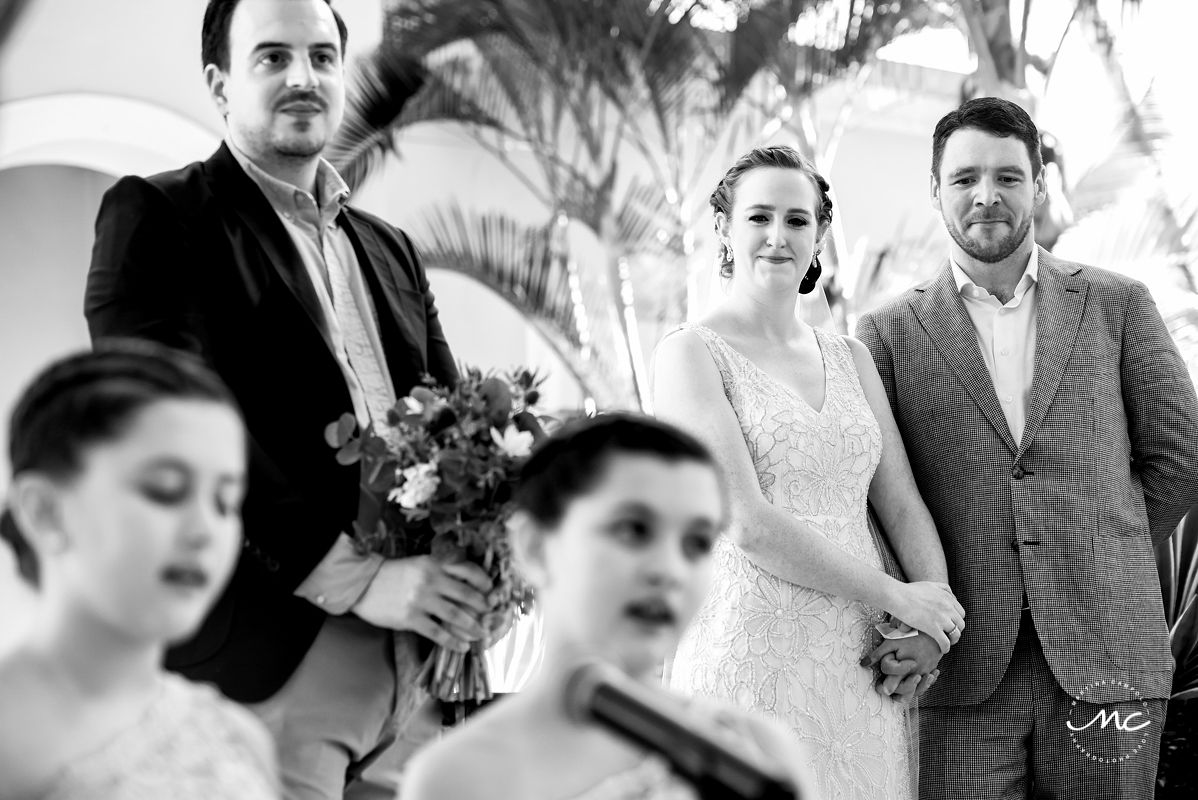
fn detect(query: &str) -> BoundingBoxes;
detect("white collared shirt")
[950,252,1038,444]
[228,141,389,611]
[227,140,396,430]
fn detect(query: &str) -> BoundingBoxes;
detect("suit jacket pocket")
[1094,533,1173,671]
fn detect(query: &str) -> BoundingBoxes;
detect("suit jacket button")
[1011,466,1026,479]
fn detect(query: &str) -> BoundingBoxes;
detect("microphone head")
[563,659,621,724]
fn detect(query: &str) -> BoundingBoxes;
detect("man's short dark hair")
[931,96,1043,181]
[201,0,349,71]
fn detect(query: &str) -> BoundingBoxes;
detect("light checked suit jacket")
[857,248,1198,705]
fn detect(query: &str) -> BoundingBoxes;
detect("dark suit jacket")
[85,143,457,703]
[858,249,1198,705]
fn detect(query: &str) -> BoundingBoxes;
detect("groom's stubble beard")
[943,211,1034,264]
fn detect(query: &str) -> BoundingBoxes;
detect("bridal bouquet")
[325,367,546,702]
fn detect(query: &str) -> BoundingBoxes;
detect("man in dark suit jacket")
[85,1,495,797]
[858,97,1198,798]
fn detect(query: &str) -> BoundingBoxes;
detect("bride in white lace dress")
[654,146,965,800]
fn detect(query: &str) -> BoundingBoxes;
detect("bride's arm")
[653,331,963,651]
[845,337,953,590]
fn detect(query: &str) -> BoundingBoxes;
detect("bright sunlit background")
[1,0,1195,658]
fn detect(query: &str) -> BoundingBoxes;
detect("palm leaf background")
[1159,513,1198,700]
[331,0,954,408]
[410,205,628,404]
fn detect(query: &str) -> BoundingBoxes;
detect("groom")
[85,0,496,796]
[858,97,1198,798]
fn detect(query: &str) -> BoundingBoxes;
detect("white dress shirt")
[229,142,388,613]
[950,252,1038,445]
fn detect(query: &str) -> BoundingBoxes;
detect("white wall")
[0,164,113,653]
[0,165,114,460]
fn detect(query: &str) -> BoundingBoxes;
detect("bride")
[653,145,963,799]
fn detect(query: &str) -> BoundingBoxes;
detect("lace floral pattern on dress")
[668,323,912,800]
[24,673,278,800]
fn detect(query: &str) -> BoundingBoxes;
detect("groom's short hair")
[931,96,1043,181]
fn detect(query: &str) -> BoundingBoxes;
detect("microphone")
[564,661,799,800]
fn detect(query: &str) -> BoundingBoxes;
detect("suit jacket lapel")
[912,266,1019,455]
[340,212,428,372]
[204,144,337,359]
[1018,250,1087,455]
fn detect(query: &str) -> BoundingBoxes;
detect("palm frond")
[1160,513,1198,624]
[1171,592,1198,698]
[0,0,32,50]
[1157,509,1198,700]
[713,0,802,111]
[409,205,638,407]
[385,0,511,60]
[613,177,681,259]
[326,41,428,191]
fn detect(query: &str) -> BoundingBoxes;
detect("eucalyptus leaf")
[325,412,358,447]
[335,438,362,465]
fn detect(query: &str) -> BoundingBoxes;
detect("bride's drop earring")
[799,254,822,295]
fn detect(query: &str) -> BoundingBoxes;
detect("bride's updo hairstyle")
[709,145,834,282]
[0,339,240,586]
[512,413,721,531]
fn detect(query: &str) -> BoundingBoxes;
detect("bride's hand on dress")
[886,581,965,654]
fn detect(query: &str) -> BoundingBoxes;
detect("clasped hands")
[353,555,514,651]
[865,581,964,701]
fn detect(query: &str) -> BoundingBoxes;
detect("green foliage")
[1156,510,1198,700]
[323,366,550,612]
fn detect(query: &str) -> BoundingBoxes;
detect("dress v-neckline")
[692,323,831,416]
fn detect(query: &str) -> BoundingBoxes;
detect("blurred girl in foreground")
[404,414,816,800]
[0,341,278,799]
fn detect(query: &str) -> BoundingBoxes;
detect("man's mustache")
[275,92,327,111]
[966,211,1012,224]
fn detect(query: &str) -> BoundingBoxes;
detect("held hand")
[863,630,944,675]
[886,581,964,654]
[878,662,940,700]
[864,630,944,700]
[352,556,493,651]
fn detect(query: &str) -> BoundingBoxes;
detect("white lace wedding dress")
[668,323,913,800]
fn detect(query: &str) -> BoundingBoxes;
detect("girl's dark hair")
[513,413,719,530]
[709,145,834,278]
[1,339,241,586]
